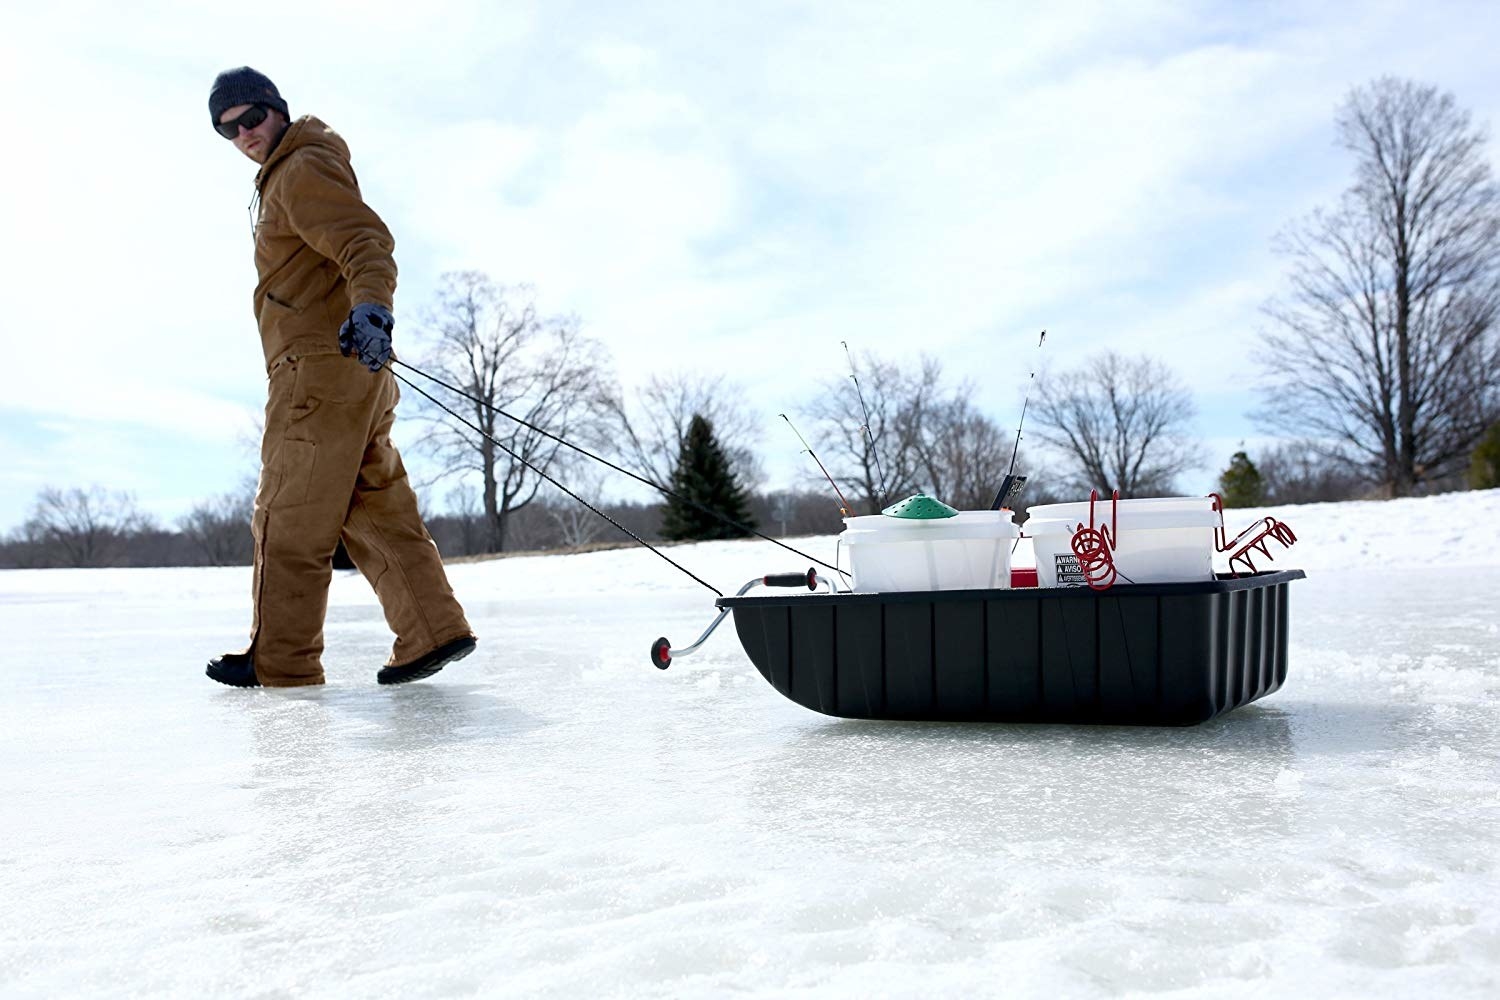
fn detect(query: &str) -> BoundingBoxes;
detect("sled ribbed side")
[720,571,1302,726]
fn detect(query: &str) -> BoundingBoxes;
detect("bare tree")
[440,482,486,557]
[25,486,152,567]
[0,519,52,569]
[178,482,255,566]
[1031,351,1201,496]
[748,489,845,538]
[1257,77,1500,496]
[913,395,1014,510]
[604,371,763,489]
[804,353,944,513]
[542,470,609,548]
[415,271,614,553]
[493,503,554,552]
[1255,440,1372,505]
[802,353,1019,512]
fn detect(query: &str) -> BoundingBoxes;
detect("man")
[205,66,476,688]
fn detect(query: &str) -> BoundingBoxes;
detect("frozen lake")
[3,495,1499,997]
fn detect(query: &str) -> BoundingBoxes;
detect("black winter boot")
[377,636,477,686]
[206,651,260,687]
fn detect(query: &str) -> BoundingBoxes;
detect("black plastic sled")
[711,570,1306,726]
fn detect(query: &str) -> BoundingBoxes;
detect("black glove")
[339,303,394,371]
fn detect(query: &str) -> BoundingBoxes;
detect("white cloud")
[581,39,659,82]
[3,1,1500,528]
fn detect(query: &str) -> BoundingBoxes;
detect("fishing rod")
[389,358,848,580]
[780,413,852,517]
[841,341,887,507]
[990,328,1047,510]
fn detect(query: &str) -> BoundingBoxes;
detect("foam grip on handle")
[762,568,817,590]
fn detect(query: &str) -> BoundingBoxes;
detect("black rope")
[391,357,849,578]
[389,367,724,598]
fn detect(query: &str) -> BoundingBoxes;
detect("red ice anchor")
[1069,489,1121,591]
[1210,493,1298,576]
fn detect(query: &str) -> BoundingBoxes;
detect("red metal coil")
[1209,493,1298,576]
[1069,489,1120,591]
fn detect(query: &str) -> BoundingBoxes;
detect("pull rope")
[393,359,846,578]
[391,358,845,577]
[389,367,723,597]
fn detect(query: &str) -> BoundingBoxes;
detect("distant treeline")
[2,455,1456,570]
[0,486,849,570]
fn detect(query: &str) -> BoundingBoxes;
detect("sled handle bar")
[651,569,833,669]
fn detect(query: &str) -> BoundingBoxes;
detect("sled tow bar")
[651,569,834,669]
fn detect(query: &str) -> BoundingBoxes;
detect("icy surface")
[2,492,1498,997]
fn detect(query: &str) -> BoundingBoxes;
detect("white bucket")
[841,510,1021,593]
[1024,496,1221,588]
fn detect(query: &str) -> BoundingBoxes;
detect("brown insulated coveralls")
[247,116,472,686]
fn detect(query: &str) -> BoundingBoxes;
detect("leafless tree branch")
[1256,77,1500,494]
[411,272,615,552]
[1030,351,1202,496]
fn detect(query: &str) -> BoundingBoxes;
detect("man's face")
[219,103,284,164]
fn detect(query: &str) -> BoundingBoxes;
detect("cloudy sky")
[2,1,1498,531]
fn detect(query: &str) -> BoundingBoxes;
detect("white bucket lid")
[1024,496,1221,532]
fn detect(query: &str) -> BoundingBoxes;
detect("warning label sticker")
[1054,553,1086,586]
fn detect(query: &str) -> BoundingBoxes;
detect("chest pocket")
[255,212,294,247]
[264,290,303,314]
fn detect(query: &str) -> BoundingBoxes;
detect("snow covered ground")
[2,491,1498,998]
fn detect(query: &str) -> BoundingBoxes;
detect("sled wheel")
[651,637,672,670]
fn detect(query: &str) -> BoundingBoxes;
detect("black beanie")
[208,66,290,127]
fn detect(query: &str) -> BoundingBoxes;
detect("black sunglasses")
[215,104,269,140]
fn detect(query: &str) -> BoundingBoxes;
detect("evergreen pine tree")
[1218,451,1266,507]
[661,415,757,541]
[1471,423,1500,490]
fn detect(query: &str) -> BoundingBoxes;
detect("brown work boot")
[377,636,477,686]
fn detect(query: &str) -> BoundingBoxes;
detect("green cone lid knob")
[881,493,958,519]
